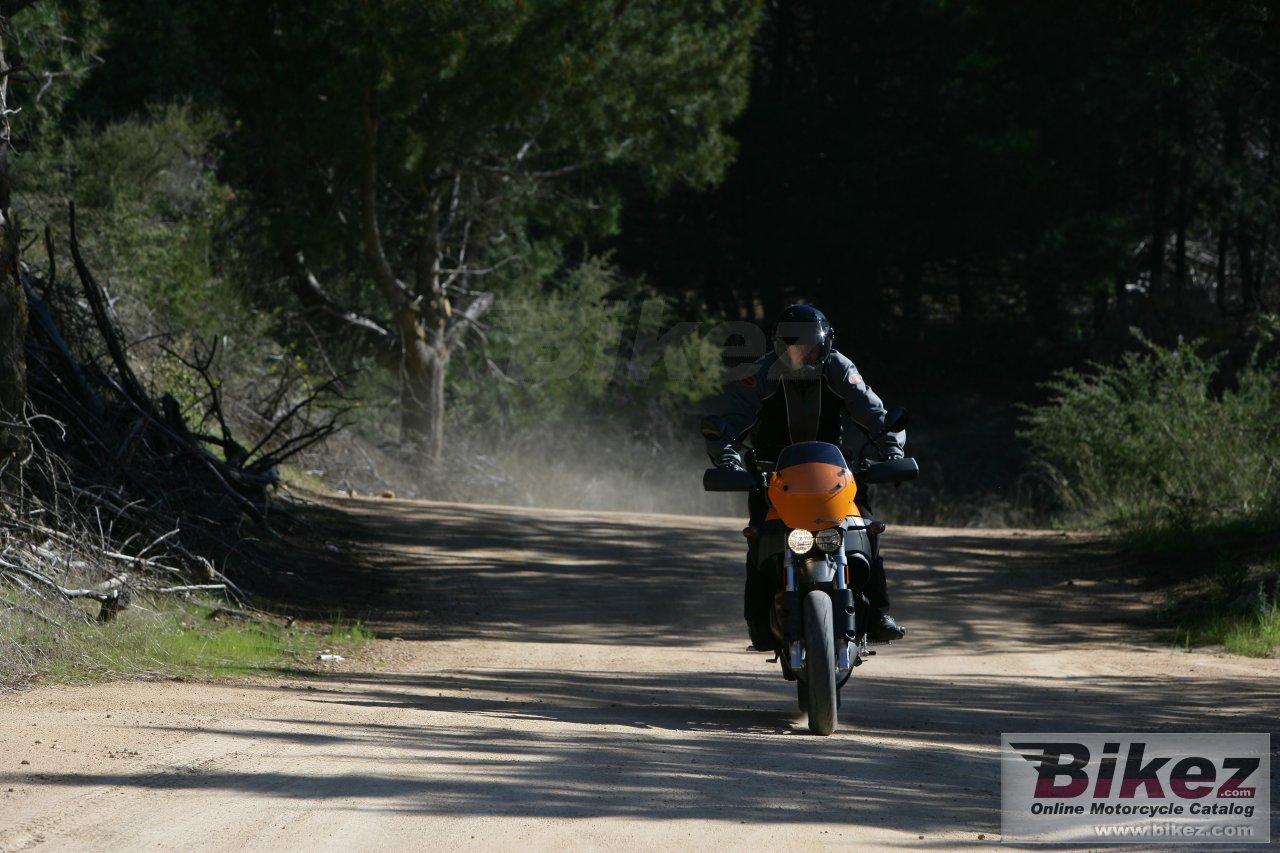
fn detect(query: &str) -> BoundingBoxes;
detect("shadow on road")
[6,662,1275,834]
[288,497,1152,652]
[5,497,1278,844]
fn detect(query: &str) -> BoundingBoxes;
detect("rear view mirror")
[884,406,910,434]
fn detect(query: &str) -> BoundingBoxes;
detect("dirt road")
[1,498,1276,851]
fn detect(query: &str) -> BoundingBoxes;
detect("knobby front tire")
[803,590,838,735]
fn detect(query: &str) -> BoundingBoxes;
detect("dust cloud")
[302,416,1040,528]
[301,417,746,520]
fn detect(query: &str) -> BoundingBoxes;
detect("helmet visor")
[775,320,829,347]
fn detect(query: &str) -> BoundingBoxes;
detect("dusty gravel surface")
[1,496,1277,852]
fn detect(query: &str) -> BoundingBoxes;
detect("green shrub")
[466,256,626,428]
[448,257,723,433]
[19,103,251,343]
[1162,556,1280,657]
[1020,325,1280,531]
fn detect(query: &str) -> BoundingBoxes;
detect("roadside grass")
[1020,326,1280,657]
[1141,524,1280,658]
[1172,602,1280,658]
[277,462,335,497]
[0,595,374,688]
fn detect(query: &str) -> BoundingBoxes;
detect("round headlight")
[814,528,842,552]
[787,528,814,554]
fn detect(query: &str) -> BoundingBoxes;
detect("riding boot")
[742,491,774,650]
[743,540,774,650]
[867,555,906,642]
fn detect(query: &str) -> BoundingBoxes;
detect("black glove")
[716,448,745,471]
[880,447,904,462]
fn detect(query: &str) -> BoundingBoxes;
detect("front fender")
[797,553,836,585]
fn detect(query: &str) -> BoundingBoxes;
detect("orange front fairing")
[766,441,858,531]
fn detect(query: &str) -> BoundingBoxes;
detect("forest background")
[0,1,1277,600]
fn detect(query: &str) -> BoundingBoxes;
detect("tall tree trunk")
[361,88,470,464]
[1173,82,1190,308]
[1237,224,1257,312]
[1261,97,1277,312]
[0,16,28,464]
[1149,94,1172,299]
[0,229,22,461]
[1221,95,1251,313]
[1092,285,1109,336]
[1216,227,1228,316]
[900,256,925,379]
[1097,136,1128,319]
[956,249,973,322]
[395,314,447,461]
[1025,265,1062,351]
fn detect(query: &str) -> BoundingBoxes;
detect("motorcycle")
[701,408,918,735]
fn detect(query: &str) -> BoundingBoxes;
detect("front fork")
[783,548,860,676]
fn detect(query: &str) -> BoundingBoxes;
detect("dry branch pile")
[1,206,344,625]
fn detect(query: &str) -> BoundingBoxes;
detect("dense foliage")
[7,0,1280,677]
[181,0,761,459]
[1020,323,1280,531]
[614,1,1280,385]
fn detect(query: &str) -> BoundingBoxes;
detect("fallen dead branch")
[185,602,269,624]
[0,558,125,622]
[3,202,351,627]
[146,584,228,595]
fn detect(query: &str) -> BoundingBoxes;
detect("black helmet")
[772,304,834,364]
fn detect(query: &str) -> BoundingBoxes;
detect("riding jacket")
[706,350,902,464]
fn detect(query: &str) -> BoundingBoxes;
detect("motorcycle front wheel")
[803,590,838,735]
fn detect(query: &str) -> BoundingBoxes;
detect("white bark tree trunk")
[362,89,485,464]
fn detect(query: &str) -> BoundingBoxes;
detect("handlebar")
[702,456,919,492]
[858,456,920,485]
[702,467,757,492]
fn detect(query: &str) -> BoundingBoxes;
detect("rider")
[705,303,907,650]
